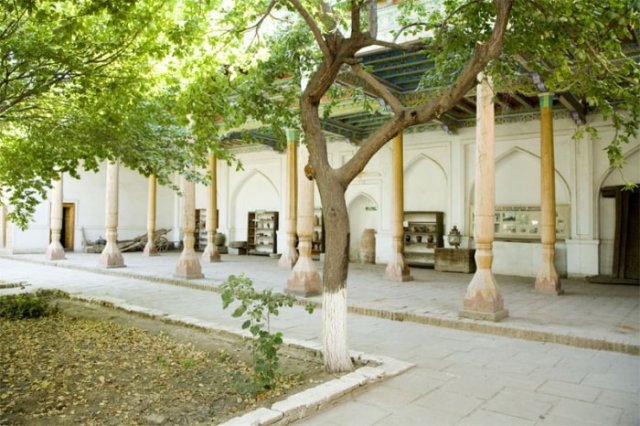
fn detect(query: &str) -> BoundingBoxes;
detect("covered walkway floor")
[5,251,639,353]
[1,252,638,425]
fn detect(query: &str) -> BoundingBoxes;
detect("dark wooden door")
[602,186,639,282]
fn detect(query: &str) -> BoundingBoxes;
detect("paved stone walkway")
[1,253,638,425]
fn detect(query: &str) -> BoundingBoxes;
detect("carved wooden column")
[99,161,125,268]
[286,142,321,296]
[384,132,412,281]
[535,93,563,294]
[279,128,299,268]
[459,74,508,321]
[45,175,66,260]
[202,152,221,262]
[175,177,204,279]
[143,175,158,256]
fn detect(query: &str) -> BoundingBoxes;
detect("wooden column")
[384,132,412,281]
[535,93,563,294]
[202,152,221,262]
[45,175,66,260]
[286,142,321,296]
[99,161,125,268]
[175,177,204,279]
[279,128,299,268]
[143,175,158,256]
[459,74,508,321]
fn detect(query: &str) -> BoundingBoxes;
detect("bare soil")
[0,298,335,425]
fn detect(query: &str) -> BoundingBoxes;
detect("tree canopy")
[0,0,218,227]
[179,0,639,372]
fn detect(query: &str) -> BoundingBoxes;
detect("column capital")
[538,92,554,107]
[285,128,299,143]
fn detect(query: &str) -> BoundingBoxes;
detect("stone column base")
[278,251,298,269]
[535,276,564,295]
[459,269,508,322]
[202,245,221,263]
[384,253,413,282]
[175,253,204,279]
[142,242,158,257]
[45,242,66,261]
[286,271,322,297]
[286,257,321,296]
[99,246,125,268]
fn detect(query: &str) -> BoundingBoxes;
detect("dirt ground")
[0,298,336,425]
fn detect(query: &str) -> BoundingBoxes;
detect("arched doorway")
[347,194,378,261]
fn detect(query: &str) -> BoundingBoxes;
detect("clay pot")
[359,228,376,264]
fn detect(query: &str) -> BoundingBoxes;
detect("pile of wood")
[82,228,172,253]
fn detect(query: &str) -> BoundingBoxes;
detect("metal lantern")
[448,225,462,249]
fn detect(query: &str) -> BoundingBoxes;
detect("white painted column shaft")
[45,175,66,260]
[175,176,204,279]
[279,129,299,268]
[202,153,221,262]
[384,132,412,281]
[286,140,321,296]
[459,74,507,321]
[99,161,125,268]
[143,175,158,256]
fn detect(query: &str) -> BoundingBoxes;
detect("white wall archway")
[230,170,280,241]
[347,193,379,261]
[404,154,448,212]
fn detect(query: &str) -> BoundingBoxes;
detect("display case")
[196,209,218,251]
[247,210,279,255]
[402,211,444,267]
[196,209,206,251]
[312,208,325,258]
[469,204,570,241]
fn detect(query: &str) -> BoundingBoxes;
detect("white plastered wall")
[7,114,638,279]
[8,164,175,253]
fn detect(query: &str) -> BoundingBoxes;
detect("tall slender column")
[202,152,221,262]
[384,132,412,281]
[99,161,125,268]
[535,93,563,294]
[143,175,158,256]
[459,74,508,321]
[279,128,299,268]
[175,176,204,279]
[45,175,66,260]
[286,142,321,296]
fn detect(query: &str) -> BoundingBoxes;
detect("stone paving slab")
[1,255,638,426]
[6,252,639,353]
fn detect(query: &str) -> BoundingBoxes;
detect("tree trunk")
[316,170,353,372]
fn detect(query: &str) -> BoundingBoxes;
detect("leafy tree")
[0,0,219,227]
[186,0,639,372]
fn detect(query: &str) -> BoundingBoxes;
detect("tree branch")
[349,63,403,113]
[286,0,332,60]
[351,0,361,36]
[339,0,514,185]
[414,0,513,122]
[368,0,377,39]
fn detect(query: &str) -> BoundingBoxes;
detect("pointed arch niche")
[469,147,571,213]
[347,193,379,261]
[467,147,571,277]
[230,170,280,240]
[404,154,448,212]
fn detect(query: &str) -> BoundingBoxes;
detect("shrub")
[220,274,314,395]
[0,293,56,320]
